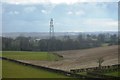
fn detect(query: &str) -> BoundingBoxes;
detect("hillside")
[56,45,118,69]
[19,45,119,71]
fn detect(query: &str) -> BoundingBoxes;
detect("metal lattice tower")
[50,18,54,38]
[47,18,54,60]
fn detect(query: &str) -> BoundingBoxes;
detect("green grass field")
[2,51,62,61]
[78,72,98,78]
[2,51,68,78]
[104,71,120,77]
[2,60,69,78]
[78,71,120,78]
[0,59,2,78]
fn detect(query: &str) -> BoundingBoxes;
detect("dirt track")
[20,45,119,71]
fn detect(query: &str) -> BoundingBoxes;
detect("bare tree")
[97,57,104,69]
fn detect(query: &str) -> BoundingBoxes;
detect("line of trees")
[2,33,119,51]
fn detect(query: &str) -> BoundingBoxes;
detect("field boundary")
[1,57,119,80]
[87,72,119,79]
[70,64,119,79]
[70,64,120,73]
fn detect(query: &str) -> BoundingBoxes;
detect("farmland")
[2,51,62,61]
[19,45,118,71]
[2,60,69,78]
[0,59,2,78]
[2,51,66,78]
[1,45,119,78]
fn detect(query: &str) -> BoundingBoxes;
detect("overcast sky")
[1,0,119,32]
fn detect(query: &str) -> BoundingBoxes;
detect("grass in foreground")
[2,60,69,78]
[78,72,98,78]
[2,51,62,61]
[104,71,120,77]
[78,71,120,77]
[78,72,87,75]
[0,59,2,78]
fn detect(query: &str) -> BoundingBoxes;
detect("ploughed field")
[55,45,118,70]
[14,45,118,71]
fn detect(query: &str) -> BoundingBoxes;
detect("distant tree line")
[2,33,119,51]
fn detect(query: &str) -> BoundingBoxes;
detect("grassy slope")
[78,71,120,77]
[2,60,69,78]
[78,72,97,78]
[0,51,2,78]
[104,71,120,77]
[2,51,61,61]
[0,60,2,78]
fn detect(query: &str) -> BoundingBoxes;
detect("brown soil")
[19,45,119,71]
